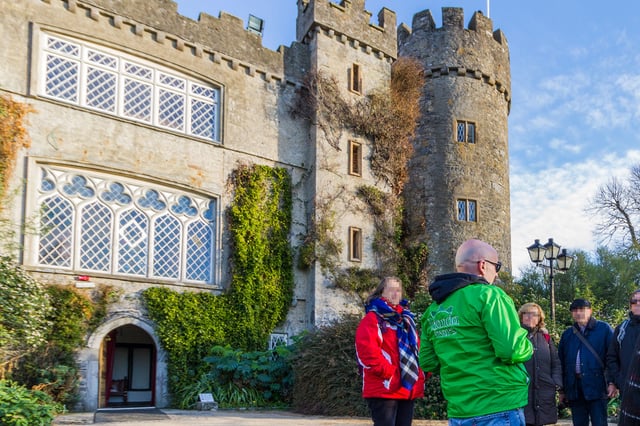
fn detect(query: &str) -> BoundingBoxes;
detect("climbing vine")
[226,164,293,350]
[294,57,428,294]
[0,95,33,194]
[142,163,293,402]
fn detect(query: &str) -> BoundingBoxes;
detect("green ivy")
[142,164,293,406]
[226,164,293,350]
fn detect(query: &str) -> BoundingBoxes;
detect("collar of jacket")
[574,316,597,331]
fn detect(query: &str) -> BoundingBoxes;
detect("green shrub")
[290,315,368,417]
[0,256,51,369]
[201,345,293,407]
[173,345,293,409]
[289,314,448,419]
[416,374,447,420]
[0,380,61,426]
[9,285,113,408]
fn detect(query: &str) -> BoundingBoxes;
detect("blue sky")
[175,0,640,275]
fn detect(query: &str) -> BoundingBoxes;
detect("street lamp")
[526,238,574,325]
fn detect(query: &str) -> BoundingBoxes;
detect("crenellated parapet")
[297,0,397,59]
[75,0,294,77]
[398,7,510,103]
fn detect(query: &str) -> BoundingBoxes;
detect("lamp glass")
[557,249,574,271]
[527,239,546,263]
[543,238,561,260]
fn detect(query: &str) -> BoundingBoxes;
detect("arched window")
[36,165,217,285]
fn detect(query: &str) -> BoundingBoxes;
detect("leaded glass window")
[40,33,221,141]
[456,120,476,144]
[36,165,217,284]
[456,199,477,222]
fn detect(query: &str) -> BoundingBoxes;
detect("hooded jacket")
[419,273,532,418]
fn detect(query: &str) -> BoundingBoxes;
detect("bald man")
[419,239,532,426]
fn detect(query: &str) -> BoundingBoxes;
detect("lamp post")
[526,238,574,325]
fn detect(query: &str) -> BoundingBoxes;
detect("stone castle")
[1,0,510,410]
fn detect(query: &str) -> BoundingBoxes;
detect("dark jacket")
[606,312,640,391]
[523,326,562,425]
[558,317,614,401]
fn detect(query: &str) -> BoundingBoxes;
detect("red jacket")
[355,308,426,399]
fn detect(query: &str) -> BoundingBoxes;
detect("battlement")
[397,7,510,104]
[78,0,290,75]
[297,0,397,59]
[399,8,507,47]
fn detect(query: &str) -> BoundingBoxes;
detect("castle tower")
[295,0,397,324]
[399,8,512,277]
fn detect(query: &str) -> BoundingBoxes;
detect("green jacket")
[419,273,532,418]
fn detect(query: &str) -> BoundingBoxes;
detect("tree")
[587,164,640,249]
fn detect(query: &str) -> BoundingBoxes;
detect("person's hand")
[607,383,619,398]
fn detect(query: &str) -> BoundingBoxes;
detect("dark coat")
[523,326,562,425]
[606,313,640,391]
[558,317,614,401]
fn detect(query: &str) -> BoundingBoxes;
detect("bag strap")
[572,326,604,369]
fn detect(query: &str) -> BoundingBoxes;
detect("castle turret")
[399,8,512,276]
[295,0,397,324]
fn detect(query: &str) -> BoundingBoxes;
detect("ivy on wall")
[0,95,32,193]
[293,57,429,295]
[226,164,293,350]
[143,164,293,402]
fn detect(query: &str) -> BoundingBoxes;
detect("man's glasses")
[483,259,502,273]
[630,299,640,305]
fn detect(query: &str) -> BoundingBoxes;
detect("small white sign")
[199,393,214,403]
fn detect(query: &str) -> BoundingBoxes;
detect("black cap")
[570,298,591,311]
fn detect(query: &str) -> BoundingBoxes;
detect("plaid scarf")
[366,297,420,390]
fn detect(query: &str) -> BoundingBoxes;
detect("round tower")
[398,8,512,277]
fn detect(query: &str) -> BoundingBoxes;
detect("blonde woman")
[518,303,563,426]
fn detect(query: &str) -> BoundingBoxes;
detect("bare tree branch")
[587,169,640,249]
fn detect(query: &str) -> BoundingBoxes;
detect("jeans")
[449,408,525,426]
[569,377,608,426]
[366,398,415,426]
[569,398,608,426]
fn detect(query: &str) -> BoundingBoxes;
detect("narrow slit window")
[350,64,362,94]
[349,141,362,176]
[349,227,362,262]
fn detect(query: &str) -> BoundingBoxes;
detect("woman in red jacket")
[355,276,426,426]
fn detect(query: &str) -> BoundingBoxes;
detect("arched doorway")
[101,325,156,407]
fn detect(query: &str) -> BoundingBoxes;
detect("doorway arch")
[103,324,155,407]
[79,315,169,411]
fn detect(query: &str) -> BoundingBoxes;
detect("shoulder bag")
[572,326,604,369]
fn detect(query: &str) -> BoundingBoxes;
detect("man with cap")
[558,298,614,426]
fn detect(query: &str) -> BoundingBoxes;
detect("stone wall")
[400,8,512,276]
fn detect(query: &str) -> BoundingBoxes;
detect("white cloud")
[510,150,640,277]
[548,137,581,154]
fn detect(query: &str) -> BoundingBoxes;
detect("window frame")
[26,161,219,286]
[348,140,362,176]
[349,63,362,94]
[455,120,476,144]
[37,31,222,142]
[349,226,362,262]
[456,199,477,222]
